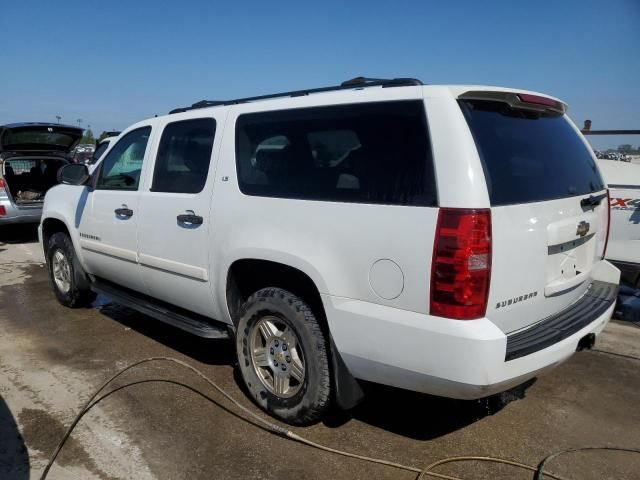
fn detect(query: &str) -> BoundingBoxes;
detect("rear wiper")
[580,193,607,208]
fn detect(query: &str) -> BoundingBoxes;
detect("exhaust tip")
[577,333,596,351]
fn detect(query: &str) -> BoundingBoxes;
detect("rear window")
[460,100,605,206]
[3,159,36,175]
[2,128,79,150]
[235,101,436,206]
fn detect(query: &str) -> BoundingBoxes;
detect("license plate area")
[545,212,597,296]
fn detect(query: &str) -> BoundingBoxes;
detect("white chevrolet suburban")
[40,77,620,425]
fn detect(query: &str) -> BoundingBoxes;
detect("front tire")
[236,288,331,425]
[46,232,96,308]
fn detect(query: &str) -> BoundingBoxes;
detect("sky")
[0,0,638,150]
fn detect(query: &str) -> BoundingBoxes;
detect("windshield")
[460,100,605,206]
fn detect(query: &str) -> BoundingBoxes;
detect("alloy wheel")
[250,315,305,398]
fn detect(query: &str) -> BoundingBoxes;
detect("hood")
[0,123,83,153]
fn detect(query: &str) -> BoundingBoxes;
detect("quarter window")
[96,127,151,190]
[235,101,436,206]
[151,118,216,194]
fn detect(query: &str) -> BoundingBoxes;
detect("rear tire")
[236,287,331,425]
[46,232,96,307]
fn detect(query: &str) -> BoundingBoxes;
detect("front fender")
[41,185,92,272]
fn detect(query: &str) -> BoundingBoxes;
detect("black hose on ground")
[534,447,640,480]
[591,348,640,362]
[39,357,639,480]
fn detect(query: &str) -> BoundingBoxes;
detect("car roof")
[164,84,565,117]
[124,80,568,134]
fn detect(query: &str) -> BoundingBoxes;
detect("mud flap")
[328,334,364,410]
[71,246,92,292]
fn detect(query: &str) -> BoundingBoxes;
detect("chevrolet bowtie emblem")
[576,221,590,237]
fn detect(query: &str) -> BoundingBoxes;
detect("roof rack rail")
[169,100,225,114]
[168,76,422,114]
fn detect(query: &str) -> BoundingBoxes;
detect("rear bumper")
[505,280,617,360]
[324,262,620,400]
[0,200,42,224]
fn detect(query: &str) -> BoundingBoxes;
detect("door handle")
[177,211,203,225]
[580,193,607,209]
[114,206,134,218]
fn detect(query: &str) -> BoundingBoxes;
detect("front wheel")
[236,288,331,425]
[46,232,96,308]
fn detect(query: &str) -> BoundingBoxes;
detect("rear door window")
[235,101,436,206]
[151,118,216,194]
[460,100,604,206]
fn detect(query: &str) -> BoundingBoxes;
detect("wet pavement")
[0,224,639,479]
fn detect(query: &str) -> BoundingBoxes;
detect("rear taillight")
[602,189,611,259]
[0,206,6,217]
[0,178,7,199]
[430,208,492,320]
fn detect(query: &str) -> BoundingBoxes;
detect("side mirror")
[57,163,90,186]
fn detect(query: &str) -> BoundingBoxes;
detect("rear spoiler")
[459,90,567,115]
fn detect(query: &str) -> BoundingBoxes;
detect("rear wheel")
[46,232,96,307]
[236,288,331,425]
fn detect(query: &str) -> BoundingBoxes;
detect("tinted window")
[460,100,605,206]
[236,101,436,206]
[2,126,81,150]
[151,118,216,193]
[96,127,151,190]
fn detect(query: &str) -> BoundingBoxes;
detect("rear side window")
[151,118,216,194]
[235,101,436,206]
[460,100,604,206]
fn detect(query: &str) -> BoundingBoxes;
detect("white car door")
[136,114,222,316]
[78,126,153,293]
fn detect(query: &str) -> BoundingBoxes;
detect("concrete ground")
[1,225,639,480]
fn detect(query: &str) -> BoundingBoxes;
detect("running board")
[91,278,230,339]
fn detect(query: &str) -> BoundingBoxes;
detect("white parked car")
[88,131,121,167]
[598,159,640,285]
[39,77,619,424]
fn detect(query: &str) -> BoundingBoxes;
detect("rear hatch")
[0,123,83,153]
[459,91,609,334]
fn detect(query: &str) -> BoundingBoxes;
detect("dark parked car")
[0,123,82,224]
